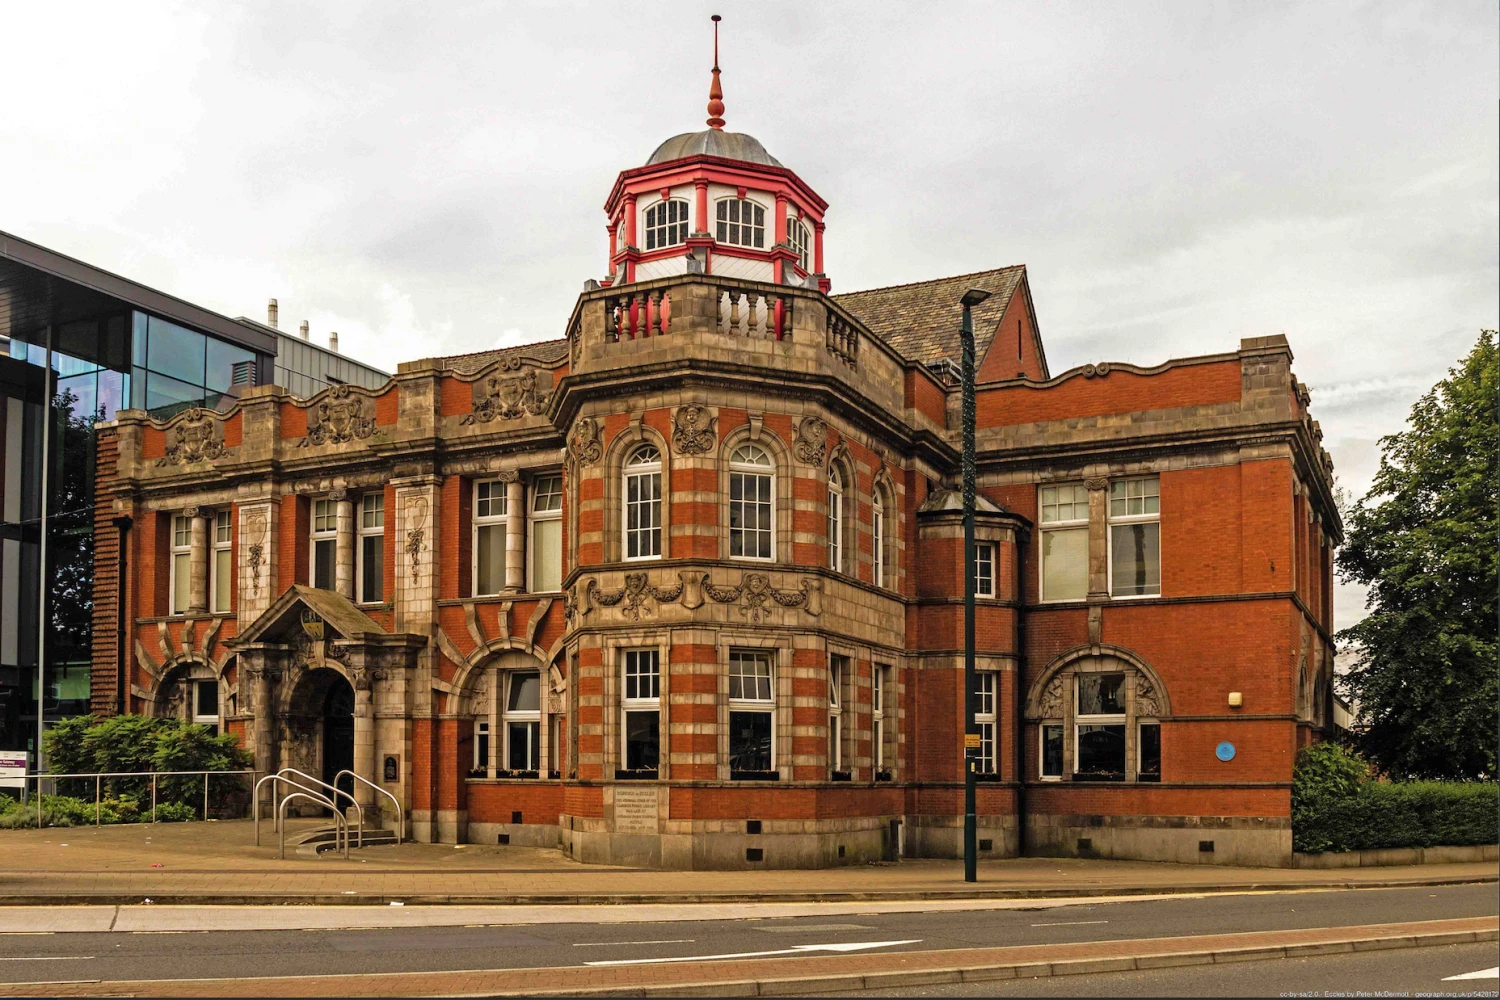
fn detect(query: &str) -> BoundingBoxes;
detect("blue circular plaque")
[1215,741,1236,762]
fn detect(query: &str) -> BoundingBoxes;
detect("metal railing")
[16,770,258,828]
[336,769,403,845]
[277,791,348,860]
[274,768,365,847]
[252,772,355,849]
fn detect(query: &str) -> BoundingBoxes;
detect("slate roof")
[832,266,1027,367]
[428,338,570,375]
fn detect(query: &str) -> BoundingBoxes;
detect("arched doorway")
[322,678,355,806]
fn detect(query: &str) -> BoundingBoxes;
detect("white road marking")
[753,924,874,933]
[585,939,921,967]
[1443,967,1499,980]
[572,939,695,947]
[0,956,95,962]
[1031,919,1109,927]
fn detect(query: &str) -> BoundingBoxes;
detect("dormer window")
[716,198,765,248]
[788,218,810,271]
[645,199,689,250]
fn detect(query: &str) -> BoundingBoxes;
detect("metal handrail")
[276,768,365,847]
[253,773,340,846]
[21,769,258,828]
[335,770,403,845]
[278,791,348,860]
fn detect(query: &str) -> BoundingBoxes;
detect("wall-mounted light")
[1228,692,1243,708]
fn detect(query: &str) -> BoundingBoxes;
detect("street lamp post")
[959,288,990,883]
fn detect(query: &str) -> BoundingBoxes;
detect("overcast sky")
[5,1,1496,625]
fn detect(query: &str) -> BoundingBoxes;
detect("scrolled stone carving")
[351,663,387,691]
[793,416,828,464]
[463,367,552,424]
[588,578,626,607]
[157,409,228,467]
[1135,675,1161,718]
[404,494,430,587]
[701,572,811,623]
[1037,675,1065,719]
[1082,362,1110,378]
[569,417,603,466]
[671,405,717,456]
[243,511,269,597]
[299,384,377,447]
[1083,477,1109,492]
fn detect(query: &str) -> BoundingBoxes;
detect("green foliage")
[1336,329,1499,780]
[154,802,197,823]
[0,795,96,829]
[1292,744,1498,853]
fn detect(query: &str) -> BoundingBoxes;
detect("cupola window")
[645,199,689,250]
[788,218,810,271]
[716,198,765,248]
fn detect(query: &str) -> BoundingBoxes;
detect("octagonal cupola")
[602,16,830,293]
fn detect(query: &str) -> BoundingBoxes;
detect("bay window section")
[1039,484,1088,602]
[473,480,507,596]
[210,511,232,614]
[623,447,662,560]
[311,499,336,590]
[504,671,541,774]
[1075,672,1127,780]
[1109,477,1160,597]
[728,444,774,560]
[974,542,994,598]
[530,475,563,593]
[975,671,997,774]
[357,492,384,604]
[621,649,660,775]
[169,515,191,614]
[728,650,774,777]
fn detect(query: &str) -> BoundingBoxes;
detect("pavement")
[1,820,1494,905]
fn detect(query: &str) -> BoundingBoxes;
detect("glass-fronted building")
[0,229,379,773]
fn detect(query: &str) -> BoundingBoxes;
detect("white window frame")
[644,198,690,251]
[1108,476,1161,598]
[715,197,766,248]
[529,474,564,593]
[210,510,232,614]
[1039,483,1089,603]
[871,492,886,588]
[621,649,662,773]
[1039,722,1064,780]
[827,466,843,573]
[472,479,508,597]
[1074,672,1128,778]
[975,670,997,774]
[503,671,542,773]
[827,654,844,773]
[872,664,887,772]
[169,515,192,615]
[193,679,220,735]
[728,649,776,773]
[356,492,384,604]
[310,498,337,590]
[974,541,995,598]
[787,217,810,271]
[623,447,663,561]
[728,444,775,562]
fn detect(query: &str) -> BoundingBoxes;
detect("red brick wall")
[976,360,1241,426]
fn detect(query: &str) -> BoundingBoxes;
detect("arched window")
[716,198,766,248]
[623,446,662,560]
[827,466,843,572]
[728,443,774,560]
[871,491,885,587]
[645,199,689,250]
[788,218,810,271]
[1030,651,1167,784]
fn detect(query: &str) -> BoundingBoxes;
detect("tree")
[1336,329,1498,780]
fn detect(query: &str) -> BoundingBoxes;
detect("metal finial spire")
[706,14,725,130]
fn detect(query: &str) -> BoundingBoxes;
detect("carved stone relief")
[404,495,430,587]
[1135,675,1161,717]
[157,409,229,467]
[299,385,377,447]
[569,417,603,465]
[793,416,827,464]
[243,511,269,598]
[463,363,552,424]
[1037,675,1065,719]
[671,405,717,456]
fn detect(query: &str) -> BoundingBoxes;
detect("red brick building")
[90,86,1340,869]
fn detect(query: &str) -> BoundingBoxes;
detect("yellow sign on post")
[963,733,981,749]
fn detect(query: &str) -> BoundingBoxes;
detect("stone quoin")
[89,22,1340,870]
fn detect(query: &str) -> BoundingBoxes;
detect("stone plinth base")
[1026,813,1292,867]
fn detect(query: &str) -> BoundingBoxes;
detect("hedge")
[1293,742,1498,854]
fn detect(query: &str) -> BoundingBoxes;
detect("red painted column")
[813,221,826,275]
[694,180,709,234]
[773,194,789,284]
[624,195,637,248]
[608,222,617,260]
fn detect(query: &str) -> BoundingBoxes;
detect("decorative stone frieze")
[463,362,553,424]
[157,409,229,466]
[299,384,377,447]
[671,405,716,455]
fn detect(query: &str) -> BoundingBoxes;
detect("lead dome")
[646,130,782,168]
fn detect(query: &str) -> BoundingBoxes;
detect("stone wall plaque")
[613,785,659,835]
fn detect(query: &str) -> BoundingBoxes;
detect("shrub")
[154,802,197,823]
[0,796,95,829]
[1293,744,1499,853]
